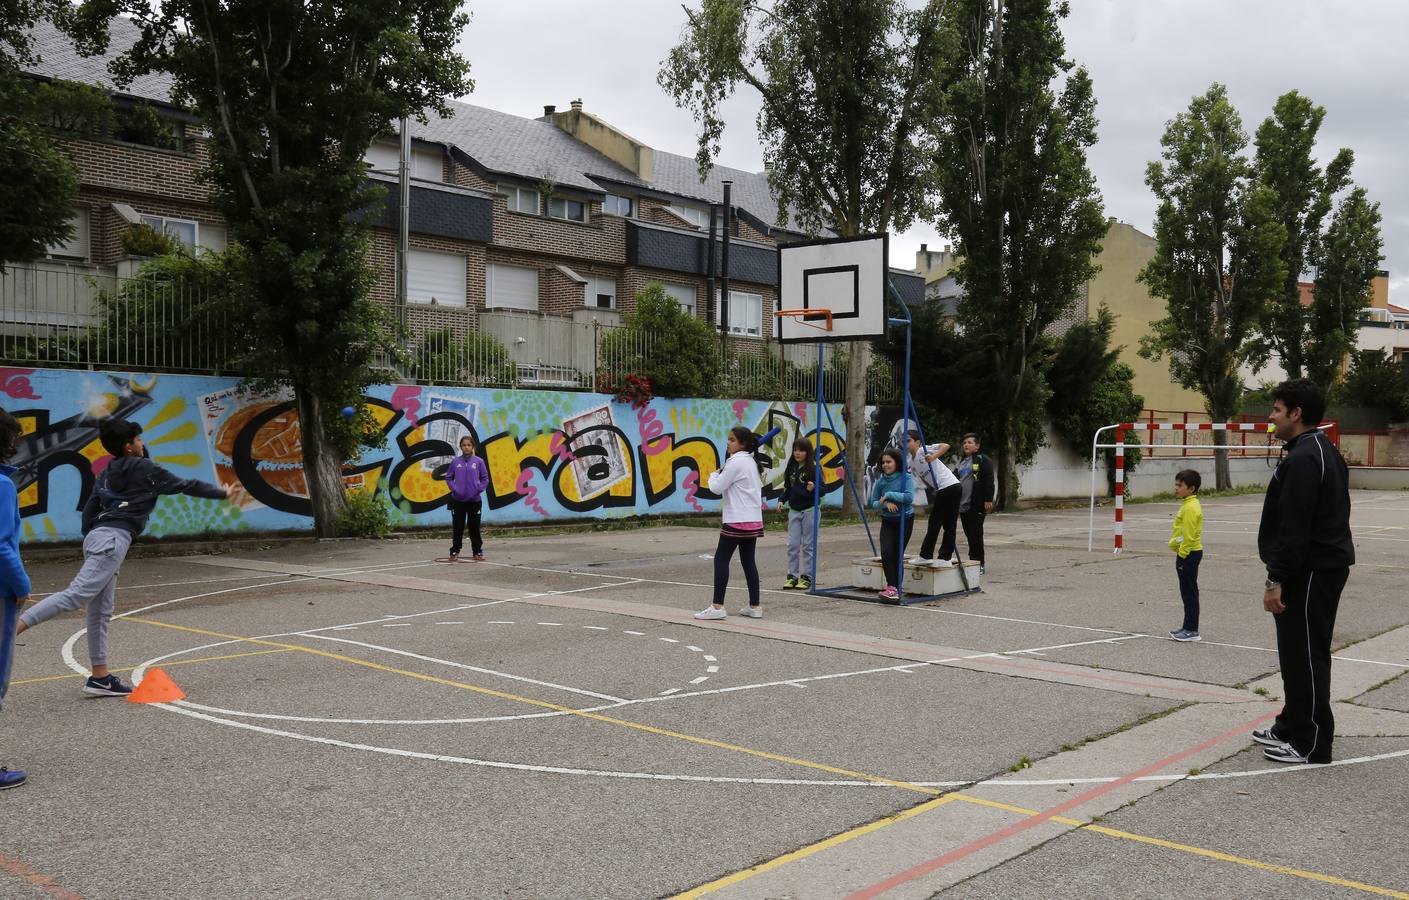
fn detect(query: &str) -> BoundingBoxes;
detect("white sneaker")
[739,606,762,619]
[694,606,727,621]
[926,558,953,568]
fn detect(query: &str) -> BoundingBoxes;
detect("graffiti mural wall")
[1,367,849,542]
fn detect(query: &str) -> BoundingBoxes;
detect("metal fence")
[2,263,897,402]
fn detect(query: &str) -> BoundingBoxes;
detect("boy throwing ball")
[1168,469,1204,642]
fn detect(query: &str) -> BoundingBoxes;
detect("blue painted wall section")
[0,367,847,542]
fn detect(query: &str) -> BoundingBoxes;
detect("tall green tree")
[1045,305,1143,487]
[1138,84,1287,489]
[0,4,109,270]
[659,0,954,511]
[931,0,1107,508]
[88,0,473,535]
[1253,91,1382,388]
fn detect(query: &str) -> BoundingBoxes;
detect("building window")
[487,263,539,311]
[500,184,540,215]
[140,214,198,249]
[112,103,184,151]
[364,143,444,181]
[406,249,466,307]
[666,204,710,229]
[720,290,763,337]
[602,194,634,218]
[548,197,588,223]
[46,210,89,261]
[585,276,616,309]
[662,282,697,316]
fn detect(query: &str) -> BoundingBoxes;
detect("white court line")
[305,634,629,703]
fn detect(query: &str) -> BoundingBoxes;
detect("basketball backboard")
[776,233,888,344]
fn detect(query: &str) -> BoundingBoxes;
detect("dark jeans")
[449,498,483,557]
[713,534,760,606]
[960,508,986,564]
[919,483,961,561]
[1272,568,1348,762]
[1175,550,1202,631]
[880,514,915,587]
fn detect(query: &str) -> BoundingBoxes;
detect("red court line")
[847,709,1278,899]
[0,850,84,900]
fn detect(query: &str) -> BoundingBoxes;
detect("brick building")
[20,18,923,381]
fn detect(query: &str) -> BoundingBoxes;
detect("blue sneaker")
[0,767,26,790]
[83,674,133,697]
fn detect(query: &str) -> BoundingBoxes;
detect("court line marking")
[9,647,295,686]
[0,850,83,900]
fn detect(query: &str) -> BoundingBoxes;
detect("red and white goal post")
[1086,421,1275,553]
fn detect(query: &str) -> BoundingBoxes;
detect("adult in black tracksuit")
[1255,379,1354,765]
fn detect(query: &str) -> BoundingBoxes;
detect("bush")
[120,222,175,257]
[337,488,390,538]
[1334,349,1409,422]
[1046,306,1145,476]
[599,283,720,398]
[94,250,244,371]
[411,327,515,386]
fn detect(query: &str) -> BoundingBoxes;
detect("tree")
[660,0,954,510]
[1138,84,1287,489]
[1253,91,1382,388]
[89,0,473,535]
[1335,349,1409,424]
[599,283,721,398]
[931,0,1107,508]
[0,4,109,270]
[1045,305,1144,486]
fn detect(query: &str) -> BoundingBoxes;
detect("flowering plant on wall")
[597,371,654,408]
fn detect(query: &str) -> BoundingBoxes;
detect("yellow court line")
[9,647,297,686]
[127,617,1408,900]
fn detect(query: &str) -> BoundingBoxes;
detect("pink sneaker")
[879,585,899,600]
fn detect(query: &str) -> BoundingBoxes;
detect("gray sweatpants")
[20,526,132,668]
[786,508,816,578]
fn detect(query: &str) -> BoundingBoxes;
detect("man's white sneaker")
[694,606,727,621]
[926,558,953,568]
[739,606,762,618]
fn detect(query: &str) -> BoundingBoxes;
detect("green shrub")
[599,283,720,398]
[337,488,390,538]
[411,327,516,386]
[120,222,175,257]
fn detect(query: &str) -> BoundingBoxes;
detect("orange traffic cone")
[127,668,186,704]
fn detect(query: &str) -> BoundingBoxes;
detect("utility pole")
[397,116,411,333]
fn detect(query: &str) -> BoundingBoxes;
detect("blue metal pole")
[887,280,916,599]
[809,340,823,590]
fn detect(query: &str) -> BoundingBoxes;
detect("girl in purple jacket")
[445,435,489,561]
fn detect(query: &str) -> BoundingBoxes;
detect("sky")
[455,0,1408,303]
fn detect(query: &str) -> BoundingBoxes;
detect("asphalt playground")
[3,489,1408,899]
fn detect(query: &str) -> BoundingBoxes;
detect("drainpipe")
[705,204,718,328]
[720,180,732,358]
[397,116,411,333]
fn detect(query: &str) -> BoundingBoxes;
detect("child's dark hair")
[880,447,906,473]
[1271,377,1326,427]
[99,418,144,458]
[1175,469,1202,492]
[791,436,814,468]
[0,408,21,463]
[905,429,922,443]
[962,432,980,444]
[730,425,758,454]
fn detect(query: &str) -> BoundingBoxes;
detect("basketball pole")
[886,279,912,598]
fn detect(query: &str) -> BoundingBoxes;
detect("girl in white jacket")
[695,426,765,620]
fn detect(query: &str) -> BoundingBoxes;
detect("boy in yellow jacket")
[1168,469,1204,642]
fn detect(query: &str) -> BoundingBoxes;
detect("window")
[548,197,588,223]
[198,223,227,254]
[602,194,634,217]
[585,276,616,309]
[719,290,763,337]
[487,263,538,310]
[364,143,444,181]
[406,249,466,307]
[663,282,697,316]
[46,210,89,260]
[666,204,710,229]
[112,103,183,151]
[500,184,540,215]
[141,214,197,249]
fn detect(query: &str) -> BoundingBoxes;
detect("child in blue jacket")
[0,408,32,789]
[869,447,915,601]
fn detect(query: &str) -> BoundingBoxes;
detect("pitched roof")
[21,17,177,107]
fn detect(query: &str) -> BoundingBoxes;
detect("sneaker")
[797,575,812,590]
[1263,744,1324,765]
[472,553,485,562]
[978,565,986,575]
[1170,630,1201,643]
[693,606,727,621]
[82,674,133,697]
[879,586,899,601]
[1250,728,1287,748]
[447,552,459,562]
[782,575,799,590]
[926,558,953,569]
[0,767,25,790]
[739,606,762,619]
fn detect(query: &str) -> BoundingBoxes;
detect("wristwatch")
[1264,578,1281,591]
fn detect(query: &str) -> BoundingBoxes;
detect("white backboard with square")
[776,234,888,343]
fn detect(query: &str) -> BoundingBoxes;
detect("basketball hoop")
[774,308,833,334]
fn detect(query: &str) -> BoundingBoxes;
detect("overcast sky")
[456,0,1408,303]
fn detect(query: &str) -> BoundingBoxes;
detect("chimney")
[920,243,928,255]
[543,104,556,116]
[570,98,583,111]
